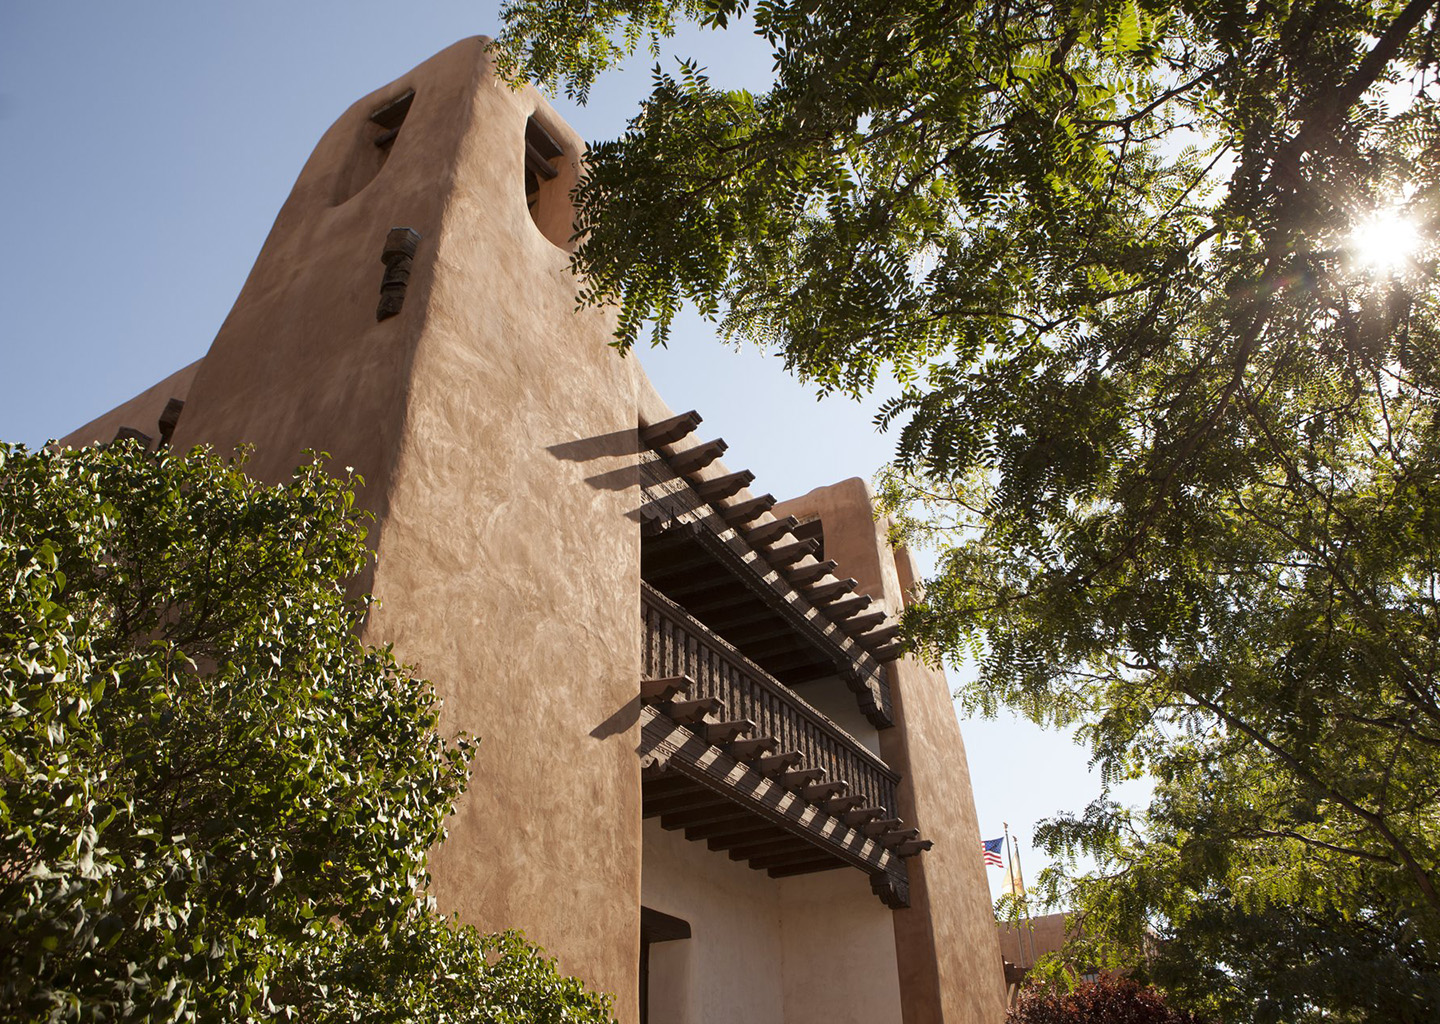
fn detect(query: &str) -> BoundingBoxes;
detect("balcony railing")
[642,582,899,817]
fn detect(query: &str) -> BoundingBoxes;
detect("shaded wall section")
[776,479,1007,1024]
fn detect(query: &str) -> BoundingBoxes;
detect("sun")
[1349,208,1422,273]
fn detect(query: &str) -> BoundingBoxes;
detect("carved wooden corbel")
[376,226,421,321]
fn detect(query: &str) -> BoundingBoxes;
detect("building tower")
[64,38,1008,1024]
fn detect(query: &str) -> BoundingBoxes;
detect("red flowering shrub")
[1009,978,1204,1024]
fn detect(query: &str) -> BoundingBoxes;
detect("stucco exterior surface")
[778,870,903,1023]
[775,481,1007,1024]
[642,818,787,1024]
[61,40,1009,1024]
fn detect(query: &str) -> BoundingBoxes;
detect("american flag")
[982,836,1005,867]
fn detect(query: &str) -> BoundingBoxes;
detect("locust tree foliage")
[0,442,615,1024]
[498,0,1440,1019]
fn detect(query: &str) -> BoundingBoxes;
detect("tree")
[0,441,615,1023]
[1009,977,1206,1024]
[496,2,1440,1019]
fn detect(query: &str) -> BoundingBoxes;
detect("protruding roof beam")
[704,719,755,745]
[806,577,859,602]
[641,675,691,703]
[802,780,849,802]
[787,560,838,586]
[720,493,776,525]
[844,610,887,634]
[642,410,703,447]
[671,438,728,474]
[781,767,826,788]
[665,696,723,724]
[862,623,902,646]
[754,751,803,776]
[694,470,755,502]
[842,806,886,827]
[728,736,777,760]
[893,839,935,857]
[824,593,874,619]
[766,538,819,567]
[744,515,798,547]
[870,641,906,662]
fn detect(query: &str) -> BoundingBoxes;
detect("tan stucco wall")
[778,869,903,1024]
[642,818,786,1024]
[775,480,1007,1024]
[642,819,905,1024]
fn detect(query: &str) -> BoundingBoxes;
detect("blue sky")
[0,1,1148,901]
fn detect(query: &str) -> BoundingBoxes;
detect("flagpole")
[1003,822,1024,967]
[1012,833,1036,968]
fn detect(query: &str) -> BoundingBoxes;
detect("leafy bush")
[1010,978,1204,1024]
[0,441,615,1023]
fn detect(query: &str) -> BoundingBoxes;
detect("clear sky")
[0,1,1148,902]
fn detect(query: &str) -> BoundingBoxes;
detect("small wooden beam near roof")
[754,751,803,776]
[721,493,776,525]
[642,410,703,447]
[525,138,559,179]
[694,470,755,502]
[863,818,904,837]
[728,736,778,760]
[744,516,799,547]
[824,593,873,619]
[843,806,886,826]
[825,794,865,815]
[880,828,921,848]
[845,610,887,634]
[781,767,826,788]
[641,675,691,703]
[767,538,819,567]
[369,88,415,129]
[704,719,755,745]
[894,839,935,857]
[870,641,906,662]
[157,397,185,446]
[862,623,903,646]
[665,696,723,724]
[806,577,859,602]
[113,426,153,446]
[788,560,839,586]
[670,438,728,474]
[803,780,849,802]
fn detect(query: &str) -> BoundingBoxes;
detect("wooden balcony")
[640,583,924,908]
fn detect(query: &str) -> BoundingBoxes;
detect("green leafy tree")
[0,441,615,1023]
[497,1,1440,1019]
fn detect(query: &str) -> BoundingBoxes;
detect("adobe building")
[63,39,1007,1024]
